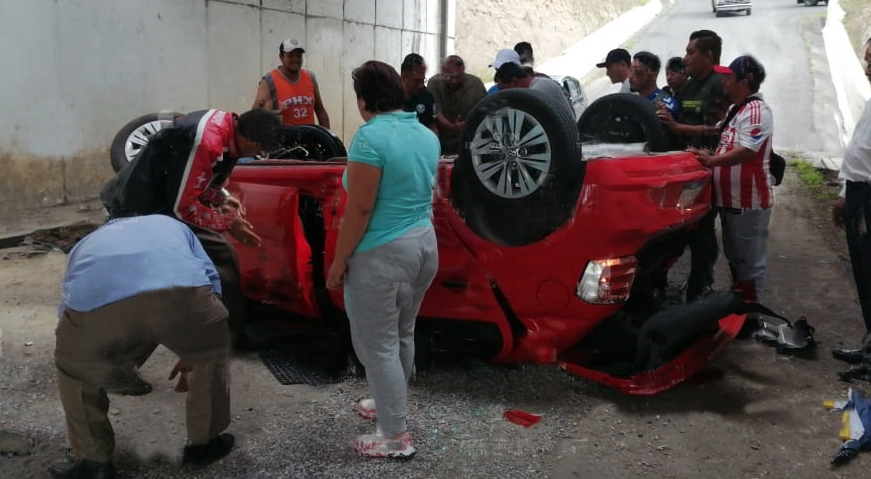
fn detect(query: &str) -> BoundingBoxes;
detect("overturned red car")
[112,92,745,395]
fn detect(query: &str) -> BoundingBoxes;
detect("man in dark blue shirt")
[400,53,439,135]
[50,215,235,479]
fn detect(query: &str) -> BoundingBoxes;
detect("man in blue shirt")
[50,215,235,479]
[629,51,679,116]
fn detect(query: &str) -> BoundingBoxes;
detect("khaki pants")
[188,224,245,337]
[55,286,231,463]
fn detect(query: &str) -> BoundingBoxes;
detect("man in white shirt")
[596,48,632,94]
[831,36,871,378]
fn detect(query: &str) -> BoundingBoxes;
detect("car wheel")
[577,93,671,153]
[109,112,181,173]
[746,8,751,14]
[451,88,585,246]
[268,124,347,160]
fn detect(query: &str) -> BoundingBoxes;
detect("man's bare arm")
[313,82,331,129]
[253,80,274,111]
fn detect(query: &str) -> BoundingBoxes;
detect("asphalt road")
[582,0,842,156]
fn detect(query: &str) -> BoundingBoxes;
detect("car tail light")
[648,180,705,210]
[576,256,638,304]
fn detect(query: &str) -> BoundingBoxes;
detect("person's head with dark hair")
[633,51,662,73]
[235,108,282,155]
[629,51,662,96]
[684,29,722,79]
[666,56,684,74]
[632,51,665,96]
[865,37,871,82]
[715,55,766,97]
[352,60,404,116]
[665,56,688,95]
[400,53,428,98]
[494,62,531,90]
[514,41,534,66]
[441,55,467,91]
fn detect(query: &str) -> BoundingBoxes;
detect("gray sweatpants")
[344,226,439,438]
[719,207,772,302]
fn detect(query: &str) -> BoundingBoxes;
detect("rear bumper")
[558,314,745,396]
[715,1,751,11]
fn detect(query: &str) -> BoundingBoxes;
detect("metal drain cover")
[258,349,347,386]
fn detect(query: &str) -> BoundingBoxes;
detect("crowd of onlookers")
[47,25,871,479]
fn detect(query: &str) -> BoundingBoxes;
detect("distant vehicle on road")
[797,0,827,6]
[712,0,751,16]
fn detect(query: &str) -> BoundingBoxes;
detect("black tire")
[267,124,346,160]
[451,88,584,246]
[746,8,751,15]
[577,93,671,153]
[109,112,181,173]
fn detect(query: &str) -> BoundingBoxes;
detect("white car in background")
[550,75,588,121]
[712,0,751,16]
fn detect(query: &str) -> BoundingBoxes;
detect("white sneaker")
[354,431,415,458]
[356,398,376,420]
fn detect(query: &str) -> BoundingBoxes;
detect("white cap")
[281,38,305,53]
[489,49,522,69]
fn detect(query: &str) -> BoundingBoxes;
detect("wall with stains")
[0,0,453,216]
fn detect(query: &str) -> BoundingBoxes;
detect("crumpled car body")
[226,151,743,396]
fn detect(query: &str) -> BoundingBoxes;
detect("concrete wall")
[0,0,453,215]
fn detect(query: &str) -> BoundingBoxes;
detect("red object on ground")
[503,410,542,428]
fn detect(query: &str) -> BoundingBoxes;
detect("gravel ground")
[0,248,598,479]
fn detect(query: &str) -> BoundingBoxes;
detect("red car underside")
[226,151,743,396]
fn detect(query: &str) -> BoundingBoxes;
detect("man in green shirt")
[426,55,486,155]
[657,29,730,302]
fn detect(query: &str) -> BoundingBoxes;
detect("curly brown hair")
[351,60,404,113]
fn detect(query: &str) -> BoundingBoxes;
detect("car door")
[226,166,320,320]
[564,77,587,120]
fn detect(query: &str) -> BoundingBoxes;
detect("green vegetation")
[840,0,871,59]
[790,159,840,200]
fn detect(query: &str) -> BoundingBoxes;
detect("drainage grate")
[258,348,347,386]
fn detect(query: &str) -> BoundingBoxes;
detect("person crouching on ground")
[50,214,234,479]
[326,60,440,458]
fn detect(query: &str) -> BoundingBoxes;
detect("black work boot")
[48,460,116,479]
[832,338,871,365]
[182,433,235,466]
[837,353,871,382]
[103,363,152,396]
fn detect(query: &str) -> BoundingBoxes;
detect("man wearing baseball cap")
[253,38,331,128]
[688,54,775,307]
[596,48,632,93]
[486,49,522,95]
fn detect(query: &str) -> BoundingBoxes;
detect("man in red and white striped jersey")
[689,55,774,303]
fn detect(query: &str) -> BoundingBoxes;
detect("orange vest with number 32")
[268,68,316,126]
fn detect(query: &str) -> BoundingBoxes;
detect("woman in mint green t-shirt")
[326,60,440,458]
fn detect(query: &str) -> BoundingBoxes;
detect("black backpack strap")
[262,73,278,111]
[719,96,759,134]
